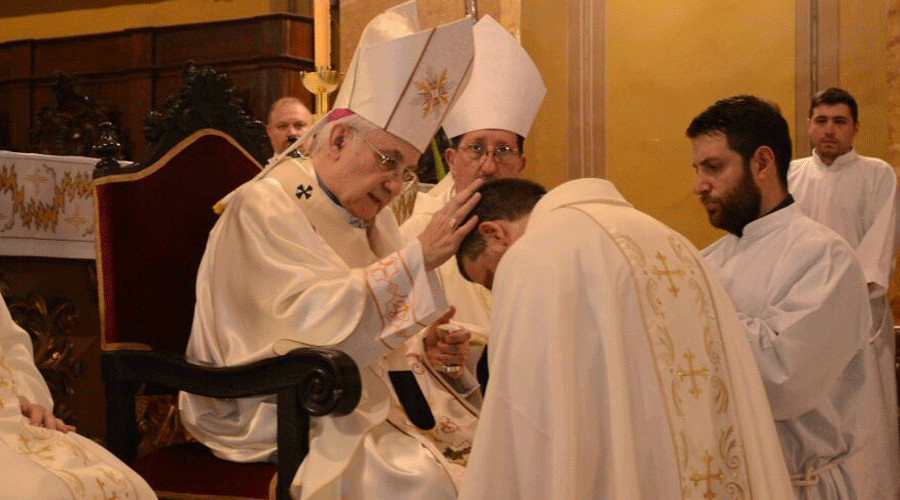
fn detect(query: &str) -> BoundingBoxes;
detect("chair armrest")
[101,347,360,415]
[102,346,362,499]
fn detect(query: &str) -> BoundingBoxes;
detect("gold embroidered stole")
[569,205,753,499]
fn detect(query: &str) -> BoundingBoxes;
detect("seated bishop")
[179,3,486,499]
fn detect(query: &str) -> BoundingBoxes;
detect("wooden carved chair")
[93,63,361,500]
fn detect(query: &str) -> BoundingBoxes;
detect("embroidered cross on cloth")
[296,184,314,199]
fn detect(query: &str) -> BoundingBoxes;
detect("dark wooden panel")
[154,15,313,68]
[33,29,153,78]
[3,84,32,149]
[0,41,32,81]
[0,13,315,160]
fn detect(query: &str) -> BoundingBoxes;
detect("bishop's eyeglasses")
[458,142,521,165]
[357,132,416,182]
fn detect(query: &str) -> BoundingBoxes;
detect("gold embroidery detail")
[710,376,729,415]
[0,163,93,233]
[646,279,664,318]
[656,325,675,365]
[690,451,725,499]
[568,206,752,499]
[368,254,412,324]
[413,69,452,118]
[676,349,710,398]
[652,251,685,297]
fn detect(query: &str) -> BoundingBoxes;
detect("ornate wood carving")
[92,122,123,175]
[27,72,126,159]
[134,393,195,458]
[140,61,271,167]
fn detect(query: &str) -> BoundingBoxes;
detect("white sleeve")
[854,164,900,297]
[0,297,53,410]
[738,242,871,420]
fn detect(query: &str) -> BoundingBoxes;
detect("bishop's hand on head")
[418,178,483,271]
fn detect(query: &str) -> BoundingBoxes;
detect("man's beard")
[705,165,761,237]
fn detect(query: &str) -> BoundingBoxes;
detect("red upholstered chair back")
[94,129,261,352]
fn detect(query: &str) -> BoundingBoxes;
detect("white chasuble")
[459,179,792,500]
[179,157,478,500]
[789,150,900,500]
[703,204,874,500]
[0,298,155,500]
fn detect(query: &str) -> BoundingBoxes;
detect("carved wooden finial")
[93,122,122,175]
[136,60,271,167]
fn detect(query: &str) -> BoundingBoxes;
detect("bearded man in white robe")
[453,178,793,500]
[688,94,875,499]
[399,15,546,382]
[0,293,155,500]
[179,9,485,500]
[787,87,900,500]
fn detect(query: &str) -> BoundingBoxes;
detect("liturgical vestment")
[789,149,900,499]
[702,203,873,500]
[0,296,155,499]
[179,156,479,500]
[459,179,793,500]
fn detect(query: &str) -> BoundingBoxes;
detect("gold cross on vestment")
[676,349,709,398]
[690,452,725,499]
[652,252,684,296]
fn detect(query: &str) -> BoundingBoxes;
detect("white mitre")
[217,2,475,212]
[330,0,474,153]
[441,15,546,139]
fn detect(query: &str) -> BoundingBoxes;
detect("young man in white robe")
[399,15,546,380]
[0,293,155,499]
[453,178,793,500]
[787,87,900,500]
[688,94,876,499]
[179,7,485,499]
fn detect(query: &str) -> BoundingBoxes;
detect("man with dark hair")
[788,86,900,499]
[456,177,792,499]
[688,94,875,499]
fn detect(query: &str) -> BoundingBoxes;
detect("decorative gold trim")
[102,342,153,352]
[92,129,261,186]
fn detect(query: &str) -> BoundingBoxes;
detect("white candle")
[314,0,330,68]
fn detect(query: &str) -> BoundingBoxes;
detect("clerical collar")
[732,195,794,238]
[314,172,370,229]
[315,172,341,206]
[762,194,794,217]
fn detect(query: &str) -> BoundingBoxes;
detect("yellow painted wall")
[605,1,795,249]
[520,0,567,190]
[0,0,276,43]
[840,0,890,161]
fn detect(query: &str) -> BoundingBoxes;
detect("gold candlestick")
[302,67,341,123]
